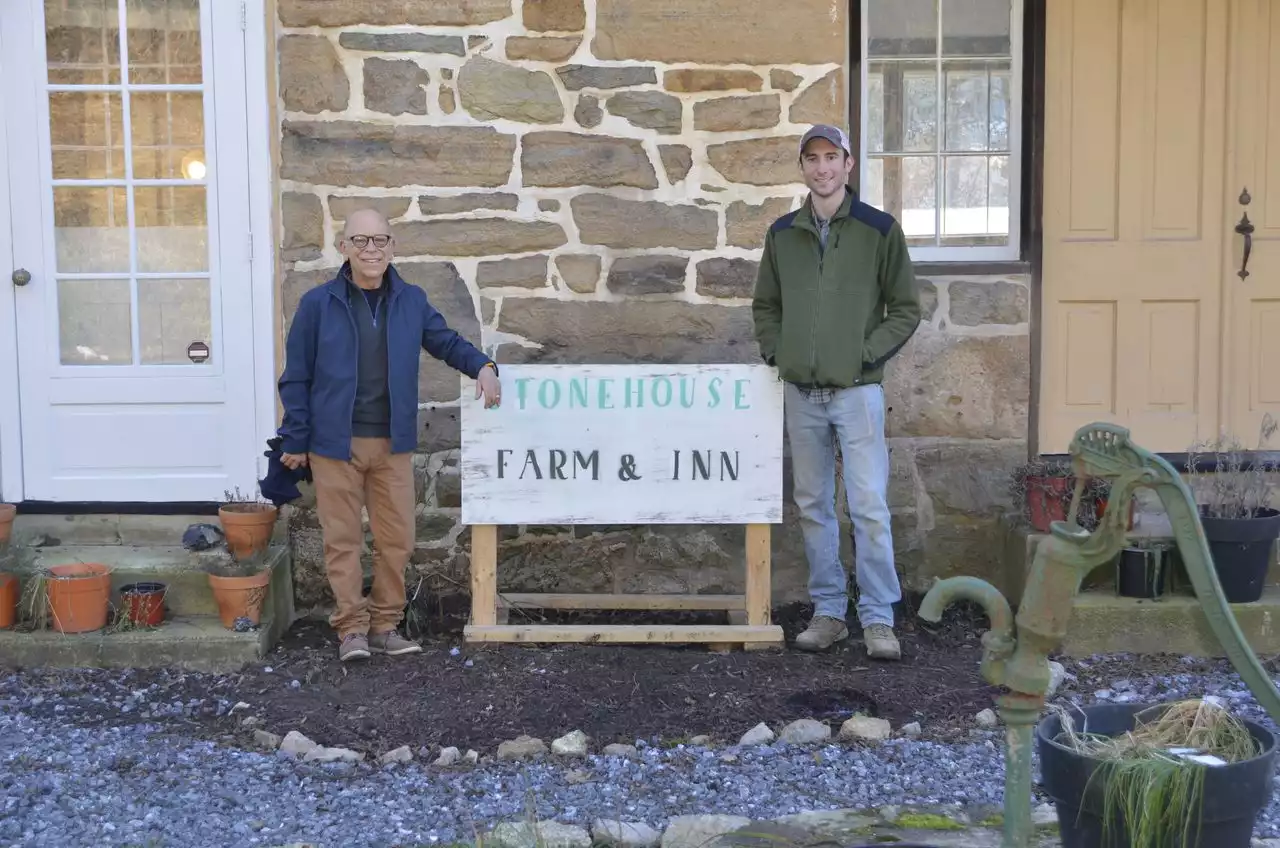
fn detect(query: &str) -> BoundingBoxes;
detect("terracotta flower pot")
[208,570,271,628]
[119,581,167,627]
[217,503,278,560]
[0,503,15,546]
[0,573,17,629]
[46,563,111,634]
[1025,476,1075,532]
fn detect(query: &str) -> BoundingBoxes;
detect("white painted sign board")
[460,364,784,525]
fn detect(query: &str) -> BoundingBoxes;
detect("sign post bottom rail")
[462,523,786,651]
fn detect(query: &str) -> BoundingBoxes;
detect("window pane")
[45,0,122,85]
[942,0,1012,56]
[127,0,202,84]
[868,0,937,58]
[943,155,1010,239]
[58,278,132,365]
[131,92,205,180]
[903,72,938,152]
[135,186,208,273]
[944,62,1012,152]
[864,157,885,207]
[990,72,1011,149]
[49,92,125,179]
[138,278,210,364]
[866,74,885,153]
[54,187,130,273]
[900,157,938,239]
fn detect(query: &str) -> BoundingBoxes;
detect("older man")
[277,208,501,661]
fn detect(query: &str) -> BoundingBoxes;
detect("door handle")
[11,268,30,287]
[1236,188,1254,280]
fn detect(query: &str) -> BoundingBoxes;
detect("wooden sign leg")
[470,524,498,628]
[744,523,777,650]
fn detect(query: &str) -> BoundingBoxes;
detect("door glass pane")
[53,187,130,273]
[131,92,205,179]
[58,279,132,365]
[138,278,210,364]
[45,0,122,85]
[135,186,208,272]
[49,92,125,179]
[127,0,202,84]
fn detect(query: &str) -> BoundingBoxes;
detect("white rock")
[488,821,592,848]
[688,735,712,746]
[779,718,832,745]
[593,820,662,848]
[378,745,413,766]
[434,746,461,766]
[239,716,262,728]
[1032,803,1058,827]
[552,729,590,757]
[839,716,891,742]
[603,743,638,757]
[302,746,364,763]
[976,709,999,728]
[252,730,282,750]
[661,815,752,848]
[279,730,318,756]
[464,749,480,764]
[719,752,738,764]
[1046,661,1067,698]
[497,735,548,760]
[900,722,922,738]
[739,722,775,746]
[229,702,251,714]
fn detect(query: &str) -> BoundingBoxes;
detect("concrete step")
[8,511,290,549]
[1062,585,1280,658]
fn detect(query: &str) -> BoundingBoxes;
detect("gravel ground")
[4,654,1280,848]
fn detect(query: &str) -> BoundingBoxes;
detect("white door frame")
[0,0,278,504]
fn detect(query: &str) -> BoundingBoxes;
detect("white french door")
[2,0,260,502]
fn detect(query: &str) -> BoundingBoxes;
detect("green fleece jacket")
[752,188,921,388]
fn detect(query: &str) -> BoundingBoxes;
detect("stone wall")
[274,0,1031,615]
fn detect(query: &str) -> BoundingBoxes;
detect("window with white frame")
[859,0,1022,262]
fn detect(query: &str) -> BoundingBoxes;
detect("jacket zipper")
[809,226,824,385]
[343,294,358,459]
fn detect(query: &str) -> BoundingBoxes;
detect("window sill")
[912,260,1032,277]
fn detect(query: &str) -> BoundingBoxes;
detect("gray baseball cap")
[800,124,851,156]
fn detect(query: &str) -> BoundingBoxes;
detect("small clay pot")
[208,570,271,629]
[119,582,167,627]
[0,503,15,546]
[217,503,278,560]
[47,563,111,634]
[0,573,17,629]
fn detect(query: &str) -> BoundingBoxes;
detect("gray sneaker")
[339,633,370,662]
[794,615,849,651]
[863,624,901,660]
[369,629,422,656]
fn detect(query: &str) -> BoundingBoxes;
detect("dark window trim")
[914,260,1031,277]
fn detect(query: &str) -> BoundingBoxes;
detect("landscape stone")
[464,749,479,764]
[606,255,687,296]
[489,822,592,848]
[694,94,781,132]
[606,91,682,134]
[252,730,281,749]
[789,68,843,124]
[707,136,804,186]
[281,192,323,262]
[901,722,923,737]
[523,0,585,31]
[477,256,550,289]
[774,810,878,840]
[338,32,464,55]
[496,300,756,365]
[839,716,892,742]
[976,709,999,728]
[661,815,753,848]
[601,743,638,757]
[572,194,717,249]
[279,0,512,26]
[689,735,712,746]
[770,69,803,91]
[281,122,515,187]
[363,58,430,116]
[696,258,757,298]
[551,729,589,757]
[497,735,548,760]
[659,145,693,184]
[395,261,481,403]
[574,95,603,128]
[458,56,564,124]
[1047,660,1067,698]
[522,132,657,189]
[433,746,461,766]
[329,196,412,221]
[739,722,775,746]
[592,820,661,848]
[593,0,844,64]
[395,219,567,257]
[506,36,580,62]
[303,746,364,763]
[378,745,413,765]
[555,255,601,293]
[949,280,1029,326]
[419,193,519,215]
[279,730,318,757]
[556,64,657,90]
[726,197,794,248]
[664,69,763,92]
[278,35,348,113]
[778,718,832,744]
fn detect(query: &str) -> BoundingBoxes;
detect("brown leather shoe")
[369,629,422,656]
[794,615,849,651]
[339,633,370,661]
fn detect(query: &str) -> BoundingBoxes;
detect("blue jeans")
[784,382,900,627]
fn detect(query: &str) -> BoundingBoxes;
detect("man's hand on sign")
[477,363,502,408]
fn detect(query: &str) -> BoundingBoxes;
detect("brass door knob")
[11,269,30,286]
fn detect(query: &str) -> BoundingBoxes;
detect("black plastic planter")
[1201,508,1280,603]
[1116,545,1173,599]
[1037,703,1277,848]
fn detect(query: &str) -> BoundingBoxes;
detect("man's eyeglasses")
[348,234,392,250]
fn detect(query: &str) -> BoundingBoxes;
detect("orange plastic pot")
[0,573,17,629]
[119,582,167,627]
[0,503,15,546]
[208,570,271,628]
[47,563,111,633]
[217,504,278,560]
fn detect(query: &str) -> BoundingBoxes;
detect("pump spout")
[920,576,1016,688]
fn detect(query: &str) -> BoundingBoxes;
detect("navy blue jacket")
[277,262,493,460]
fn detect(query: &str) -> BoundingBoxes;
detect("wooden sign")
[459,363,784,525]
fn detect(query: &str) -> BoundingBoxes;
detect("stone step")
[0,614,278,673]
[1062,585,1280,657]
[8,511,289,549]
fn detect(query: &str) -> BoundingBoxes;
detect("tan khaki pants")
[310,437,415,638]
